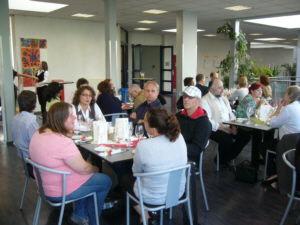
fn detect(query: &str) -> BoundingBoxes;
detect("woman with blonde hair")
[229,75,249,103]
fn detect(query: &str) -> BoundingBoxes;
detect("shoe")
[140,218,157,225]
[68,215,90,225]
[261,177,278,186]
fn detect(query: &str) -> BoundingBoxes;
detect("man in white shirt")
[201,79,251,169]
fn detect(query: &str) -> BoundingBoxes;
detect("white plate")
[73,131,81,134]
[236,118,248,123]
[80,127,90,132]
[72,135,83,140]
[94,146,111,152]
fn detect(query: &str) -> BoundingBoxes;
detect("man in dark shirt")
[195,73,209,97]
[130,81,163,135]
[176,86,212,166]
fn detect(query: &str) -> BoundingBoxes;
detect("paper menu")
[93,121,108,144]
[115,118,129,139]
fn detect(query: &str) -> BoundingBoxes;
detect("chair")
[13,143,35,210]
[211,141,234,171]
[263,149,276,180]
[280,148,299,225]
[104,112,128,124]
[195,141,210,211]
[126,164,193,225]
[26,158,99,225]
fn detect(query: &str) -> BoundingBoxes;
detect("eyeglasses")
[81,94,92,98]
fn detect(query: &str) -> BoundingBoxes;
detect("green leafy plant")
[281,63,296,77]
[216,23,258,88]
[271,65,281,77]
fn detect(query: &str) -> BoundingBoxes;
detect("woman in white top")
[35,61,49,116]
[259,86,300,185]
[228,76,249,106]
[71,86,106,130]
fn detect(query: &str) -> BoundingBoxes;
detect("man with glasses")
[176,86,212,166]
[201,78,251,169]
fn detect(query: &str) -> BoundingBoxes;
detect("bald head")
[210,78,223,98]
[210,72,218,80]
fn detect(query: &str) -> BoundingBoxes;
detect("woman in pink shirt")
[29,102,111,225]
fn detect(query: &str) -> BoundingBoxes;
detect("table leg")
[251,130,262,170]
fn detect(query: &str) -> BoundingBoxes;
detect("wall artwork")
[204,56,210,68]
[20,38,47,87]
[213,56,219,68]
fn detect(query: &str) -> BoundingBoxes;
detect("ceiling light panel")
[138,20,157,24]
[134,28,151,31]
[203,34,217,37]
[224,5,252,11]
[249,33,263,36]
[143,9,168,14]
[72,13,95,18]
[245,15,300,29]
[254,38,286,41]
[9,0,68,13]
[162,29,205,32]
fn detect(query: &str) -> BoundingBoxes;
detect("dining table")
[223,118,274,169]
[78,141,200,224]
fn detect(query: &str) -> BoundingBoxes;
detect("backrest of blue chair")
[26,158,71,202]
[104,113,128,124]
[135,164,191,208]
[13,143,31,179]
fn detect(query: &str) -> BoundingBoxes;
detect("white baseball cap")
[179,86,202,99]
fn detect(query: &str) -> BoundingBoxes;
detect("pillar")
[229,20,240,88]
[0,0,15,142]
[104,0,118,88]
[296,32,300,82]
[176,11,197,97]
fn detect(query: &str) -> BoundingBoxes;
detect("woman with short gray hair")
[259,85,300,186]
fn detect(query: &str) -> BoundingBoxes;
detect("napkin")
[115,118,129,139]
[260,105,272,122]
[251,118,265,124]
[122,105,130,109]
[94,121,108,144]
[98,139,139,148]
[98,149,122,157]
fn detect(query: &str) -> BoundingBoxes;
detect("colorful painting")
[21,38,47,87]
[22,48,40,68]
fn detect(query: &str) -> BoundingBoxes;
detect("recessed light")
[245,15,300,29]
[284,42,292,44]
[224,5,252,11]
[203,34,217,37]
[134,28,151,31]
[269,41,278,42]
[9,0,68,13]
[162,28,205,32]
[138,20,157,24]
[143,9,168,14]
[292,38,298,40]
[251,42,263,45]
[72,13,95,18]
[254,38,285,41]
[249,33,263,36]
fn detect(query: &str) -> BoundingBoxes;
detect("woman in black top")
[35,61,49,116]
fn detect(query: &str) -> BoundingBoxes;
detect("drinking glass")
[135,124,144,141]
[77,115,83,127]
[86,118,94,131]
[246,106,254,124]
[128,95,134,105]
[254,109,260,126]
[116,127,124,143]
[128,122,134,146]
[99,125,105,141]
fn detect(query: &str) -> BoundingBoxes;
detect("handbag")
[235,160,257,183]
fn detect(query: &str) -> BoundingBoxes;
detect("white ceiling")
[9,0,300,46]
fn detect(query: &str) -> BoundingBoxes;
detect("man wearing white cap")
[176,86,212,165]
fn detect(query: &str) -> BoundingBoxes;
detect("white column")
[104,0,118,88]
[176,11,197,98]
[229,20,240,88]
[296,32,300,82]
[0,0,15,142]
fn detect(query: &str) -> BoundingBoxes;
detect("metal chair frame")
[26,158,99,225]
[263,149,277,180]
[280,149,300,225]
[126,164,193,225]
[211,141,234,171]
[103,113,128,124]
[13,143,35,210]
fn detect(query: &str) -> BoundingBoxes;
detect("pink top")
[29,131,93,197]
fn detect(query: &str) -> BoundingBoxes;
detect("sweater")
[176,107,212,164]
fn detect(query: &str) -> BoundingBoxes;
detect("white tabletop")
[223,118,273,131]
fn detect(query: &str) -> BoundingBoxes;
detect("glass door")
[160,46,173,94]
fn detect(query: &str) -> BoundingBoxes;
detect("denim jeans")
[46,173,112,225]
